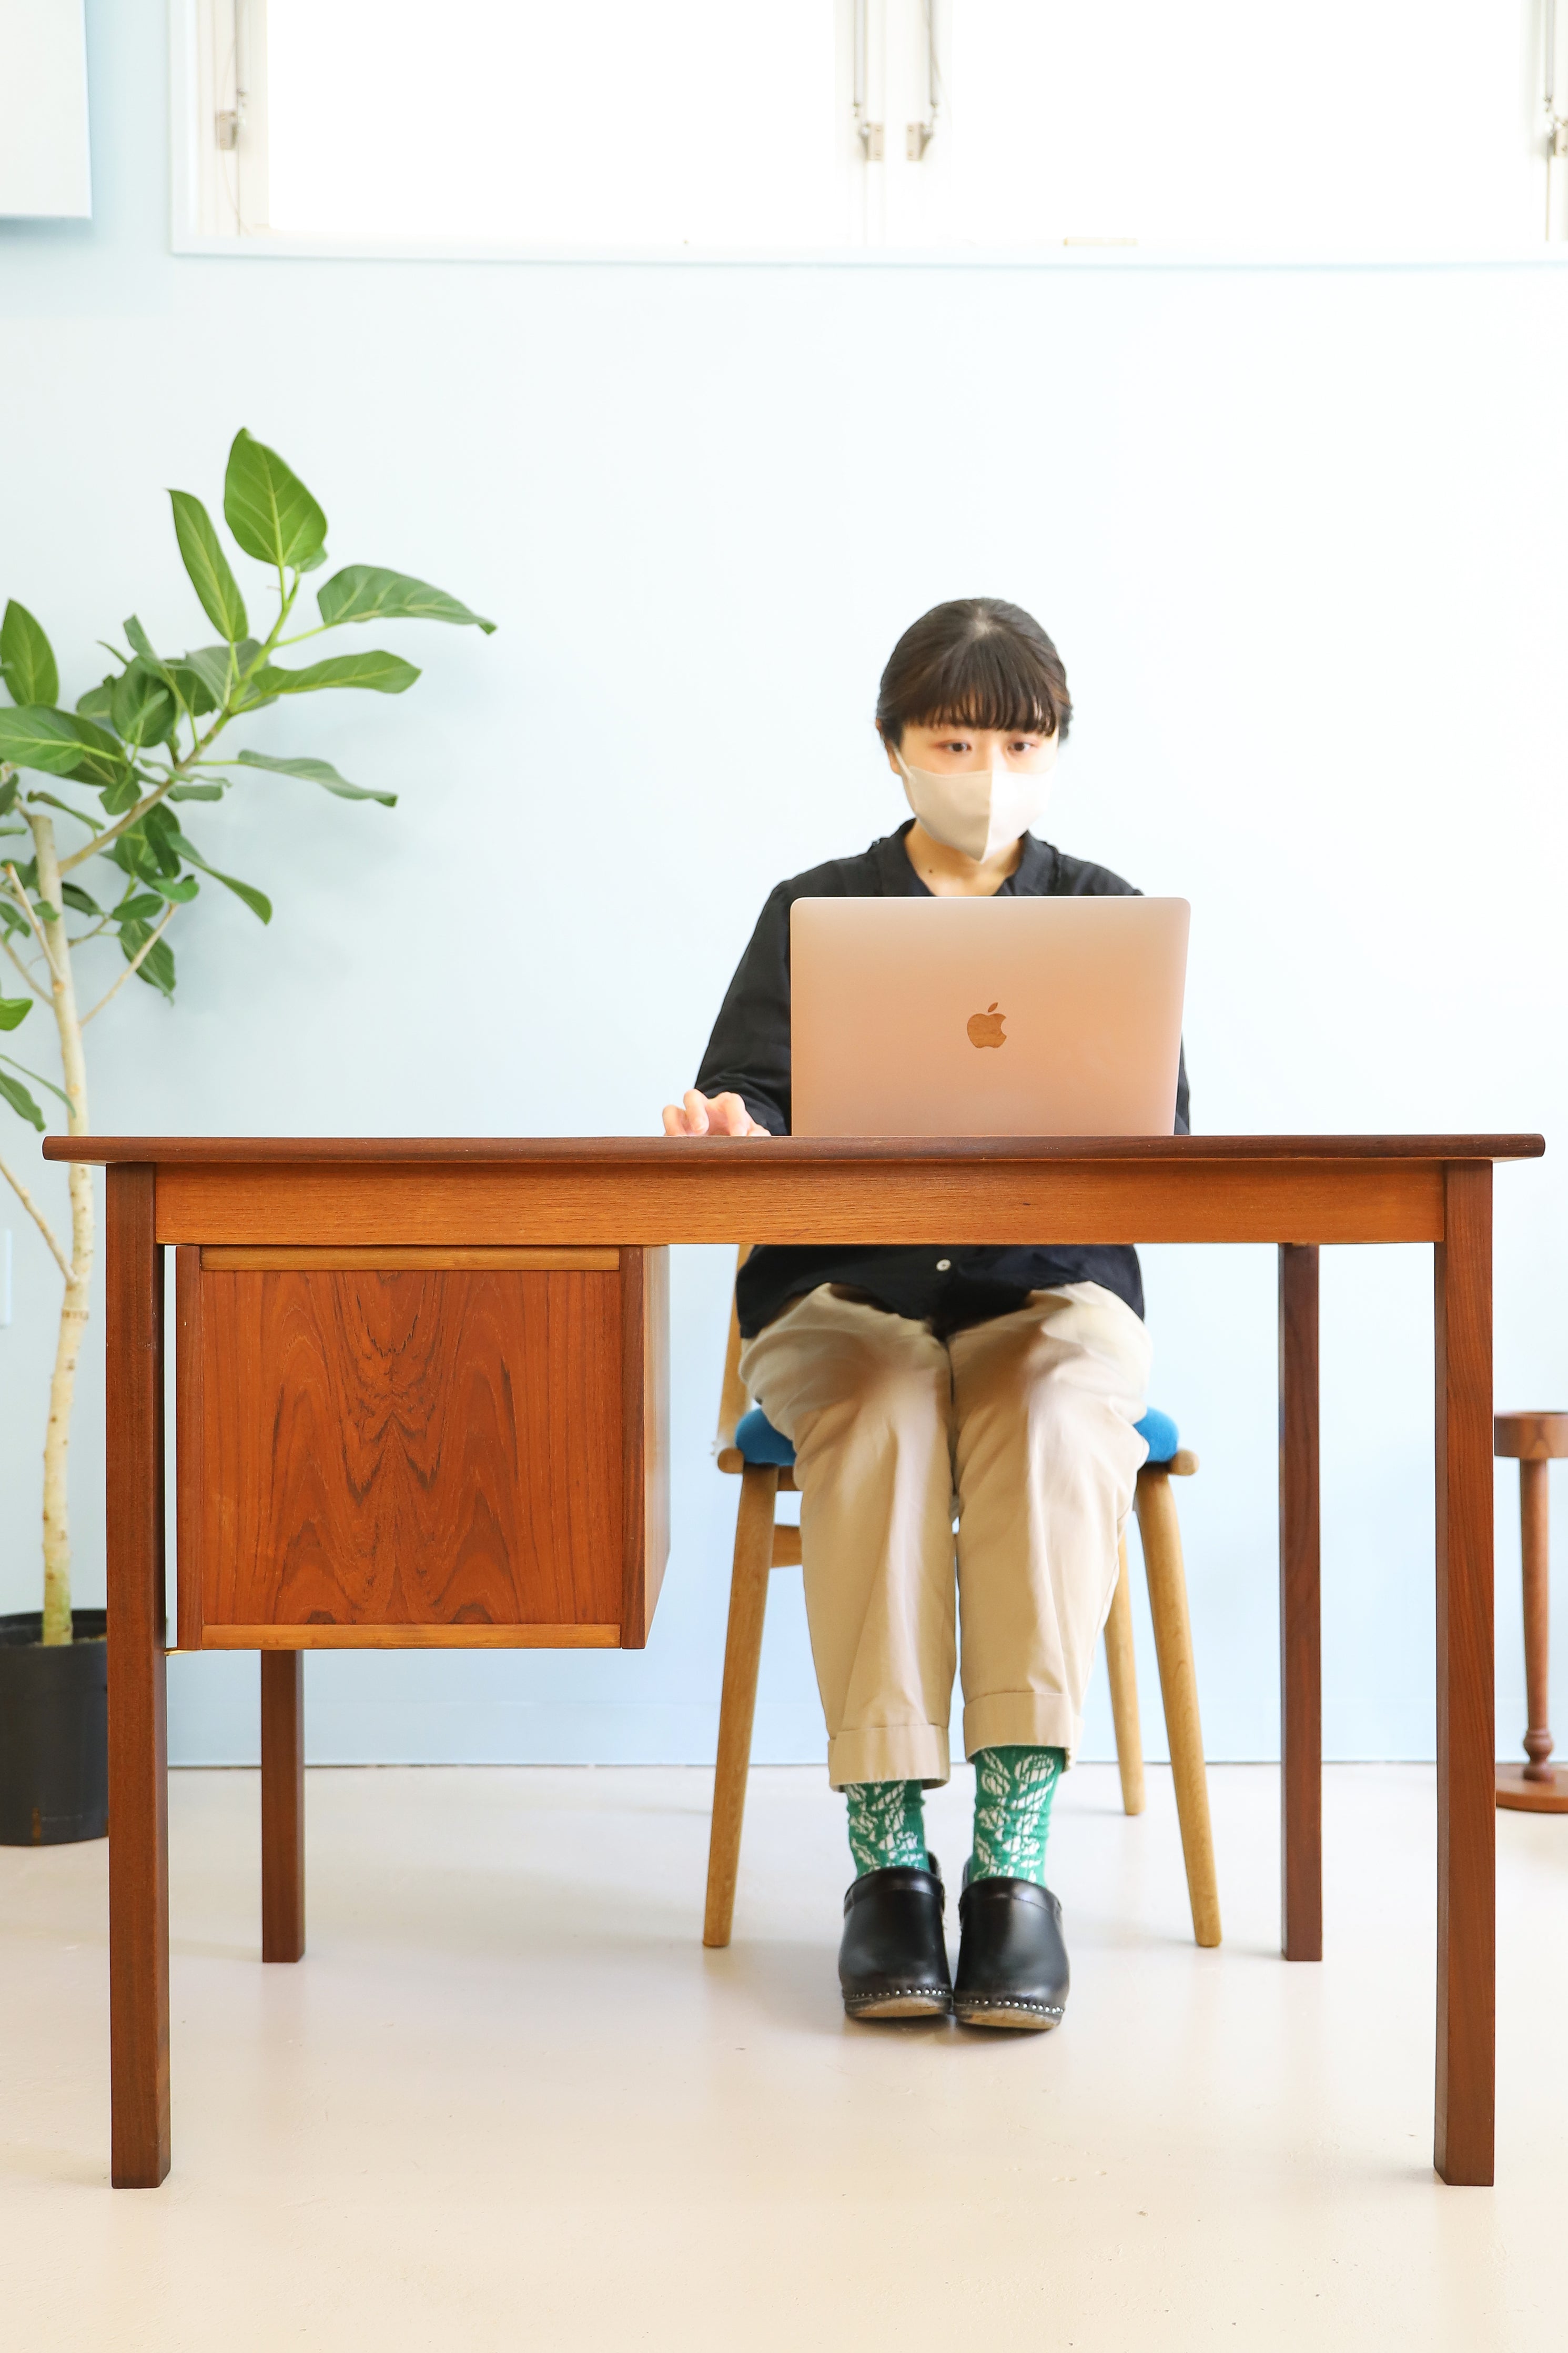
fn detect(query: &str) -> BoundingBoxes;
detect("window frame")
[168,0,1568,271]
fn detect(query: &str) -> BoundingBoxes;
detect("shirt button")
[936,1259,952,1272]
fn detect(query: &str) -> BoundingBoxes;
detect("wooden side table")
[1495,1411,1568,1813]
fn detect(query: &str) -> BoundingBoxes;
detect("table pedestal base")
[1496,1764,1568,1813]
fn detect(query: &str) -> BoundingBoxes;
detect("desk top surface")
[44,1132,1546,1166]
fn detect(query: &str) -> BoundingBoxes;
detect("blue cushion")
[736,1401,1180,1469]
[734,1405,797,1466]
[1135,1406,1180,1464]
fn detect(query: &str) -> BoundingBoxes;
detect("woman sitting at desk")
[662,598,1189,2030]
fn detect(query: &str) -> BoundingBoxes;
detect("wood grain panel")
[1434,1160,1496,2186]
[198,1623,620,1648]
[1278,1244,1322,1963]
[187,1268,624,1635]
[620,1246,670,1649]
[151,1157,1450,1248]
[201,1246,618,1271]
[106,1163,170,2189]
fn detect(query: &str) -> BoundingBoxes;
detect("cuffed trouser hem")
[827,1722,951,1792]
[964,1693,1081,1767]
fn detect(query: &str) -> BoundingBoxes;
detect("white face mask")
[895,738,1058,865]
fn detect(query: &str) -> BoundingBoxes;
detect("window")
[176,1,1560,256]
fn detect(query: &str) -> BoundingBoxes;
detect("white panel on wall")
[0,0,90,218]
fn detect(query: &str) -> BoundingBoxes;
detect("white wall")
[1,0,1564,1770]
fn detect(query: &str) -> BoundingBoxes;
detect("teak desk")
[44,1133,1543,2190]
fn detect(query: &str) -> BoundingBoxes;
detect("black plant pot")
[0,1610,108,1845]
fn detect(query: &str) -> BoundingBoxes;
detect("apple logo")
[967,1001,1006,1049]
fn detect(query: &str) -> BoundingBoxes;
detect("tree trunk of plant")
[27,812,93,1648]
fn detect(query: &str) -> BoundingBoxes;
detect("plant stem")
[25,811,94,1647]
[0,926,49,1001]
[82,904,176,1023]
[0,1147,70,1279]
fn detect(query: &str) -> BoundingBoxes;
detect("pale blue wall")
[2,0,1565,1767]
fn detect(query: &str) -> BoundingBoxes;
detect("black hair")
[875,598,1071,748]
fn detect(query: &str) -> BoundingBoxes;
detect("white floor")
[3,1762,1567,2350]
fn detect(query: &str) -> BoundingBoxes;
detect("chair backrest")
[715,1244,751,1454]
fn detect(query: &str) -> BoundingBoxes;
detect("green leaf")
[139,805,183,872]
[100,772,142,816]
[0,992,31,1031]
[167,782,226,802]
[59,881,102,916]
[139,938,176,996]
[169,490,249,642]
[235,749,397,806]
[150,873,200,904]
[163,822,271,922]
[0,1050,67,1109]
[30,789,100,831]
[117,922,176,999]
[249,650,420,699]
[111,661,177,750]
[0,1069,44,1129]
[316,566,495,635]
[1,602,59,706]
[124,615,160,668]
[180,640,261,710]
[0,775,18,818]
[167,660,216,717]
[223,429,328,571]
[114,892,164,922]
[0,705,127,787]
[75,680,115,723]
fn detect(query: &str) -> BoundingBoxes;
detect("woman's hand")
[661,1088,771,1138]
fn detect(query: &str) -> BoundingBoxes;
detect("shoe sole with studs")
[953,2001,1060,2030]
[845,1991,952,2019]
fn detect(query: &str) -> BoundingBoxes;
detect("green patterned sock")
[844,1779,929,1877]
[970,1745,1065,1886]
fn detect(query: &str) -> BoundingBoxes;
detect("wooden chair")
[1494,1411,1568,1813]
[702,1251,1222,1952]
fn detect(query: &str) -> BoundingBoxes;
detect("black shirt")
[694,819,1190,1339]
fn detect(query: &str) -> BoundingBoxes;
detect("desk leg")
[1434,1162,1495,2186]
[1279,1244,1322,1962]
[261,1653,306,1962]
[106,1164,169,2188]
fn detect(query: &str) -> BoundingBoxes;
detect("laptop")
[790,896,1189,1138]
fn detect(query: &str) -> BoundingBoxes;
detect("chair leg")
[703,1464,779,1948]
[260,1650,305,1963]
[1104,1534,1146,1815]
[1136,1468,1222,1948]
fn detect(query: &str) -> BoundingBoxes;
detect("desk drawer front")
[176,1256,645,1646]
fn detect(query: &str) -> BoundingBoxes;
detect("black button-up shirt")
[694,820,1190,1339]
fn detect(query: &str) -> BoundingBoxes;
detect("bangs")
[919,638,1057,737]
[876,598,1071,746]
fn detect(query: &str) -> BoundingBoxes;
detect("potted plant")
[0,429,492,1843]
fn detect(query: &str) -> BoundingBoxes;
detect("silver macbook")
[790,896,1189,1138]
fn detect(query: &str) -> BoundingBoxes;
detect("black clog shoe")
[838,1853,952,2020]
[953,1869,1069,2030]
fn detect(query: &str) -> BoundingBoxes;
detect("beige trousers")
[737,1281,1153,1787]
